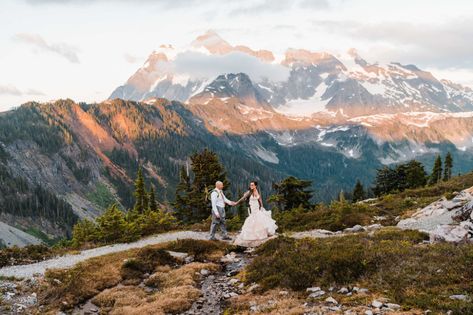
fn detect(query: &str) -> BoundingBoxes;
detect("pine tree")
[443,152,453,181]
[148,185,158,212]
[268,176,313,211]
[188,149,229,222]
[373,166,398,196]
[133,166,148,213]
[404,160,427,188]
[96,204,129,243]
[71,219,97,246]
[174,165,193,222]
[429,155,443,185]
[352,180,365,202]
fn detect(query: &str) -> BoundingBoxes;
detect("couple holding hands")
[209,180,277,247]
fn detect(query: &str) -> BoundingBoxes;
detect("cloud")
[0,85,44,96]
[312,18,473,69]
[169,51,290,82]
[12,33,80,63]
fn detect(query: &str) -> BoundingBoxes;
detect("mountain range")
[1,31,473,245]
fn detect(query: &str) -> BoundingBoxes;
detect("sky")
[1,0,472,111]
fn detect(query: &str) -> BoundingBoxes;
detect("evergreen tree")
[173,165,193,222]
[71,219,97,246]
[96,204,130,243]
[373,166,398,196]
[429,155,443,185]
[404,160,427,188]
[352,180,365,202]
[148,185,158,212]
[443,152,453,181]
[187,149,229,222]
[133,166,148,213]
[269,176,313,211]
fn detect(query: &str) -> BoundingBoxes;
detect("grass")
[244,229,473,314]
[0,244,55,268]
[24,227,58,246]
[38,239,232,313]
[274,202,376,232]
[271,171,473,232]
[85,182,117,209]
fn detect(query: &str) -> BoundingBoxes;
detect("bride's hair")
[250,181,259,194]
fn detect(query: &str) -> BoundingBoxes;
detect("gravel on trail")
[0,231,209,279]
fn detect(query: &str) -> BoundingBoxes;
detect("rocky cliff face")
[398,186,473,242]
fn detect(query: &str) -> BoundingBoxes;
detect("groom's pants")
[210,206,228,238]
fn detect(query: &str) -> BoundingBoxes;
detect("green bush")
[121,247,176,281]
[274,202,375,232]
[245,229,473,313]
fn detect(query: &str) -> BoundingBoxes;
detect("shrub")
[274,202,375,232]
[0,244,54,267]
[245,230,473,313]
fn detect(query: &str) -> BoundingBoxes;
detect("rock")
[279,290,289,296]
[386,303,401,310]
[306,287,322,292]
[325,296,338,305]
[20,293,37,306]
[352,286,360,292]
[247,283,260,292]
[365,224,382,231]
[430,224,471,242]
[166,250,190,261]
[227,270,238,277]
[338,287,349,294]
[308,290,325,298]
[221,252,240,263]
[371,300,384,308]
[358,288,369,293]
[344,225,365,233]
[228,278,239,285]
[200,269,210,276]
[365,311,373,315]
[449,294,469,301]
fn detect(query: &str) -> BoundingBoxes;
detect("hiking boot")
[222,236,232,241]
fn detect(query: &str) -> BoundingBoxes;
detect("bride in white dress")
[234,181,277,247]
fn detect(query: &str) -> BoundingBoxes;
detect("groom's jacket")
[210,189,230,216]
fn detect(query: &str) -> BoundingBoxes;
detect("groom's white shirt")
[211,188,230,216]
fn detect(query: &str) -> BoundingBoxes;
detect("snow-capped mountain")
[109,31,473,165]
[110,31,473,117]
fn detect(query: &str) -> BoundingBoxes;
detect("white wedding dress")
[234,194,278,247]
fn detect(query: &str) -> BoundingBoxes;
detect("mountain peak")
[191,30,232,54]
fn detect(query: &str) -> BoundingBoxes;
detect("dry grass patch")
[40,250,131,311]
[93,262,218,315]
[145,262,219,288]
[38,239,227,313]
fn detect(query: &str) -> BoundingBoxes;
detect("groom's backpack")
[205,187,218,202]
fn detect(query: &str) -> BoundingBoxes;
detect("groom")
[209,181,236,241]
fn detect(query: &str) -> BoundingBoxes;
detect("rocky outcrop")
[0,221,42,247]
[397,187,473,242]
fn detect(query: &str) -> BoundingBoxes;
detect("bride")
[234,181,278,247]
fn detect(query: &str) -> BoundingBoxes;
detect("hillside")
[1,97,473,243]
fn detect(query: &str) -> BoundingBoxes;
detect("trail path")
[0,231,209,278]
